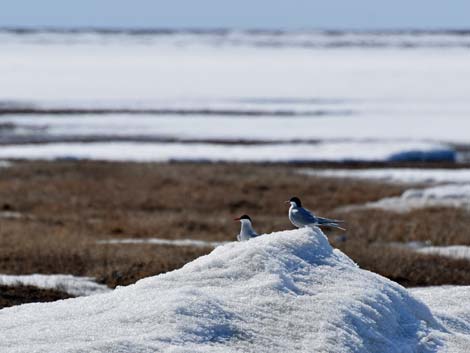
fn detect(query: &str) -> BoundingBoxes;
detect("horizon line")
[1,26,470,34]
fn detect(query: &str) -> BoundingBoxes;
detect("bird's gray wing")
[297,207,319,224]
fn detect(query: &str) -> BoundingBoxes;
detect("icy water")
[1,29,470,162]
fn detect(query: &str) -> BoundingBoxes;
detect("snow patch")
[302,168,470,212]
[364,184,470,212]
[417,246,470,260]
[382,241,470,261]
[3,113,470,147]
[98,238,227,248]
[0,141,454,163]
[0,274,110,297]
[300,168,470,185]
[0,211,23,219]
[0,228,461,352]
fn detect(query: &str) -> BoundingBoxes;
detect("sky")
[0,0,469,30]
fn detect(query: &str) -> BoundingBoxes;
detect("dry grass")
[341,242,470,287]
[340,207,470,245]
[1,160,470,305]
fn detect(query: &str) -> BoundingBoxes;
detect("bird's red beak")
[234,217,241,221]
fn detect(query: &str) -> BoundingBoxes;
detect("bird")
[287,196,345,231]
[234,214,259,241]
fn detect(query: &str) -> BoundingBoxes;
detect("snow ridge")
[0,228,449,352]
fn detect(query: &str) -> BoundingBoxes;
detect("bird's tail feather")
[319,223,346,231]
[317,216,344,224]
[330,224,346,231]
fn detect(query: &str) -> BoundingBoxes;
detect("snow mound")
[0,274,110,297]
[0,228,451,352]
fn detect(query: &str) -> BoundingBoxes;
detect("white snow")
[416,246,470,260]
[387,241,470,261]
[363,184,470,212]
[1,227,469,352]
[2,33,470,162]
[302,168,470,212]
[0,274,110,297]
[411,286,470,352]
[300,168,470,185]
[0,211,23,219]
[98,238,227,248]
[4,113,470,146]
[2,36,470,119]
[0,141,453,163]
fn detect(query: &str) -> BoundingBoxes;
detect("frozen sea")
[1,29,470,162]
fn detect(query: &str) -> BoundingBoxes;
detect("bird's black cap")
[289,197,302,207]
[235,214,252,222]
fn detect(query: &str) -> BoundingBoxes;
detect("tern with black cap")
[286,196,345,231]
[234,215,259,241]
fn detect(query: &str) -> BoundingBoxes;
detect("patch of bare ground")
[0,160,469,295]
[0,284,71,309]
